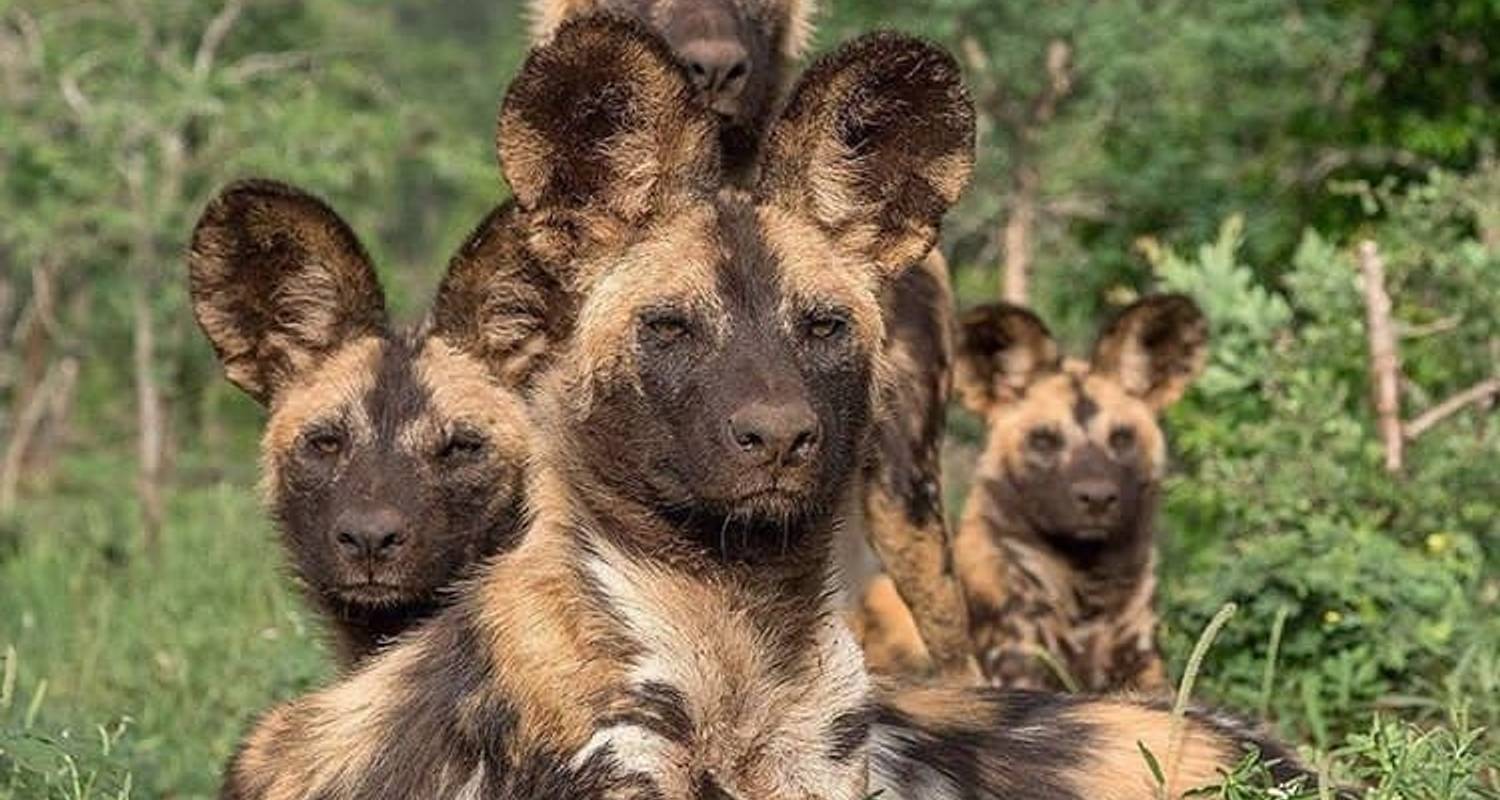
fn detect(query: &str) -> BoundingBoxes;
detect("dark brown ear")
[954,303,1059,416]
[497,15,721,259]
[428,204,573,388]
[187,179,387,405]
[756,31,974,275]
[1091,293,1208,410]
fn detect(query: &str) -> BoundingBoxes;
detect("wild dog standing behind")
[857,297,1208,691]
[221,18,974,798]
[188,182,543,667]
[530,0,979,679]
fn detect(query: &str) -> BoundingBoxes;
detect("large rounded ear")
[428,204,573,388]
[954,303,1059,416]
[1090,293,1208,410]
[497,15,721,259]
[756,31,975,275]
[187,179,387,405]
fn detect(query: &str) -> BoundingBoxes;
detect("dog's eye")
[439,429,488,461]
[1026,428,1063,454]
[805,313,848,341]
[1109,426,1136,451]
[303,429,345,457]
[642,312,691,345]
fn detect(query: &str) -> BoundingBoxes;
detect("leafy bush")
[1145,171,1497,774]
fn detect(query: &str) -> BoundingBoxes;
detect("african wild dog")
[530,0,978,679]
[856,297,1208,691]
[188,181,544,667]
[219,17,974,798]
[528,0,814,181]
[217,20,1321,799]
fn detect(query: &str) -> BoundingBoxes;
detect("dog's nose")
[1072,479,1119,516]
[332,506,407,562]
[728,401,820,467]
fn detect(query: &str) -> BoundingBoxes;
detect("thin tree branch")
[193,0,245,79]
[1405,378,1500,440]
[224,50,311,84]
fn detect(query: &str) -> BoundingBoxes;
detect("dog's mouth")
[331,580,419,607]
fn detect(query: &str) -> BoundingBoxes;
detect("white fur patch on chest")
[577,541,873,798]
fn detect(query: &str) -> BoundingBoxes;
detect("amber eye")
[642,313,691,345]
[1026,428,1064,454]
[303,429,345,458]
[805,313,848,341]
[1109,426,1137,451]
[439,428,488,461]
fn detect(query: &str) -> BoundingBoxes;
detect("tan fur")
[257,336,383,500]
[563,205,724,402]
[527,0,819,60]
[1068,701,1237,798]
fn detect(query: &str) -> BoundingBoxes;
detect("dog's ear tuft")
[757,32,974,275]
[954,303,1059,416]
[187,179,387,405]
[498,15,720,257]
[1091,294,1208,410]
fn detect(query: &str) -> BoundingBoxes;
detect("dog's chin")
[328,580,423,611]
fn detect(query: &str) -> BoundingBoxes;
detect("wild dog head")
[528,0,816,175]
[188,182,536,659]
[955,296,1207,545]
[495,17,973,562]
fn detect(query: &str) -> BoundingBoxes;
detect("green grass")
[1,452,328,798]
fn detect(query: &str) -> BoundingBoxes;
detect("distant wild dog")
[218,20,1317,799]
[527,0,815,180]
[856,296,1208,691]
[530,0,977,678]
[188,181,543,667]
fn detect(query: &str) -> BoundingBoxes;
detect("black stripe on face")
[1070,374,1099,427]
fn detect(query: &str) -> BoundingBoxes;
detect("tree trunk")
[1002,164,1040,304]
[132,282,165,549]
[0,356,77,512]
[1357,240,1403,474]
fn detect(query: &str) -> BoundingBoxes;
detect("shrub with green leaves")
[1145,171,1497,773]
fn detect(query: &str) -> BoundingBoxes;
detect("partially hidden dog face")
[954,297,1208,542]
[188,184,535,650]
[528,0,816,173]
[495,17,974,560]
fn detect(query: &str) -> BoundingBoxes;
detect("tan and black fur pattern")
[188,181,537,667]
[870,683,1328,798]
[530,0,979,680]
[221,18,975,798]
[857,297,1208,692]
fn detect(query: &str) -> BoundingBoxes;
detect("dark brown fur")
[856,297,1208,692]
[188,183,536,667]
[531,0,979,679]
[221,19,974,798]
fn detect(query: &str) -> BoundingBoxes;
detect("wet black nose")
[332,507,407,562]
[728,401,820,467]
[679,38,750,106]
[1072,479,1119,515]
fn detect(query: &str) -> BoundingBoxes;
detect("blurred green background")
[0,0,1495,796]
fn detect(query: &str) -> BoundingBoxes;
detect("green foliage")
[1150,171,1497,776]
[0,453,327,798]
